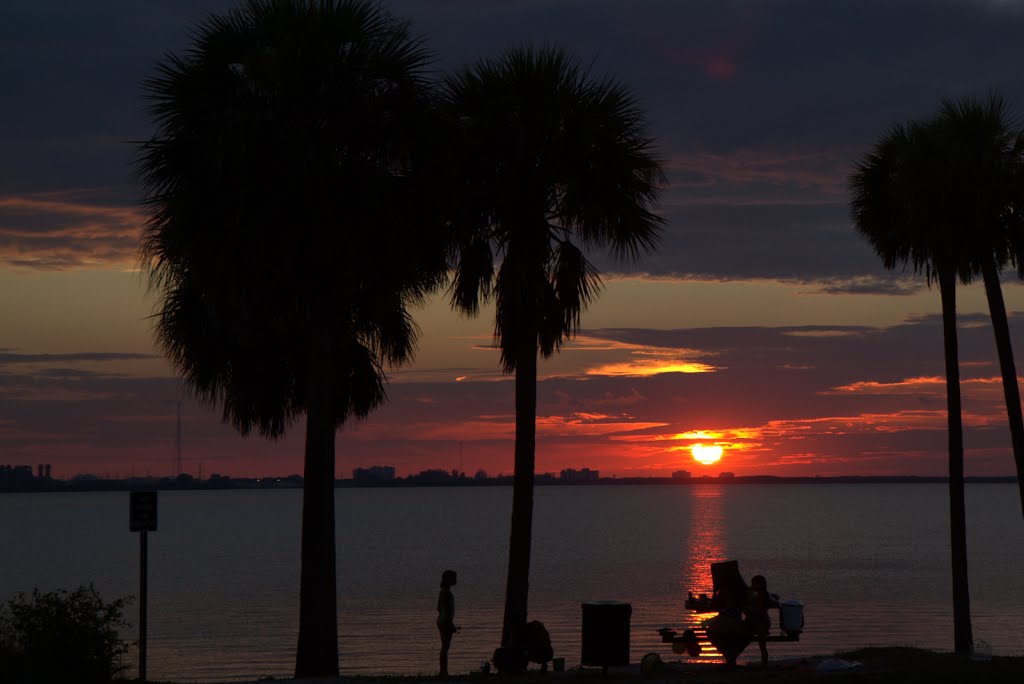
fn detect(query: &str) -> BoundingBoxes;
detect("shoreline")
[3,475,1019,495]
[170,647,1022,684]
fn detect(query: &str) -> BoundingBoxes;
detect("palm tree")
[443,47,664,644]
[850,115,977,653]
[929,96,1024,521]
[138,1,444,676]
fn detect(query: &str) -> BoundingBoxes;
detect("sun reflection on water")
[680,485,728,660]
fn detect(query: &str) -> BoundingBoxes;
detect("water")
[1,484,1021,681]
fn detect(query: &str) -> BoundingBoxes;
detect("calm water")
[1,484,1022,681]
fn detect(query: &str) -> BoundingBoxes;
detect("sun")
[691,443,724,465]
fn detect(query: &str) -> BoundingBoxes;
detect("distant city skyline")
[6,458,1012,496]
[3,1,1024,478]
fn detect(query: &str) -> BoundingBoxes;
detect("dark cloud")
[628,202,875,278]
[810,276,926,296]
[0,351,154,364]
[4,1,1024,276]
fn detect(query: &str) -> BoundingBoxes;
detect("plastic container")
[779,599,805,635]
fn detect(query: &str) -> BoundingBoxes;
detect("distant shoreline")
[0,473,1017,494]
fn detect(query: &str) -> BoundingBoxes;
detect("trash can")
[581,600,632,668]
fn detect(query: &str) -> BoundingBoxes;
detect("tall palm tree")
[850,116,976,653]
[929,96,1024,520]
[443,47,664,644]
[138,1,444,676]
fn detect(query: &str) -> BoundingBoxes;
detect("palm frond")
[443,44,663,367]
[138,0,445,436]
[550,239,601,336]
[851,92,1024,288]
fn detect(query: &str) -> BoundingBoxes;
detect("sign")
[130,491,158,532]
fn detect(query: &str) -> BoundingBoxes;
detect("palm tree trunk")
[938,270,973,655]
[502,328,537,646]
[295,348,339,677]
[980,259,1024,520]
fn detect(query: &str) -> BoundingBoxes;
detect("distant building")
[560,468,599,482]
[672,470,692,480]
[207,473,233,489]
[0,464,36,491]
[353,465,396,483]
[718,471,735,479]
[406,468,455,484]
[0,464,59,491]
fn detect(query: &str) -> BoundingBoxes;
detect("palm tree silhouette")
[443,47,664,644]
[928,96,1024,520]
[138,0,444,676]
[850,103,998,654]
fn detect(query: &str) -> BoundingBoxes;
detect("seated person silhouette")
[706,561,751,666]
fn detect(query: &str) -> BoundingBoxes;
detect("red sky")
[3,1,1024,479]
[3,272,1024,479]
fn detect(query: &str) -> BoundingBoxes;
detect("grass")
[824,647,1020,683]
[129,648,1024,684]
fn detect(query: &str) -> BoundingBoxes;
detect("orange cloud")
[615,427,763,444]
[608,403,1009,467]
[536,413,669,436]
[560,334,718,378]
[828,376,946,394]
[748,408,1005,437]
[0,192,144,269]
[828,375,1004,395]
[347,410,667,443]
[585,359,716,377]
[560,335,707,355]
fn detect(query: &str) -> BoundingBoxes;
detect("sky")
[3,0,1024,479]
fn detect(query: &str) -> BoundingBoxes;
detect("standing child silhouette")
[744,574,773,666]
[437,570,458,676]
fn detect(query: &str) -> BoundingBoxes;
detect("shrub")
[0,584,133,684]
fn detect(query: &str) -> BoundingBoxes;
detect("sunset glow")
[584,359,716,377]
[690,443,724,465]
[5,1,1024,482]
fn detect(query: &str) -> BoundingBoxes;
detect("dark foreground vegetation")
[0,585,132,684]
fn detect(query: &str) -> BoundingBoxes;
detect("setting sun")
[691,443,724,465]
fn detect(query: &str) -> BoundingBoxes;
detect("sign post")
[130,491,158,682]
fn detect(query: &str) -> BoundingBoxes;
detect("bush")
[0,585,133,684]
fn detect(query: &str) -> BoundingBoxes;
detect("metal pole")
[176,401,182,477]
[140,529,148,682]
